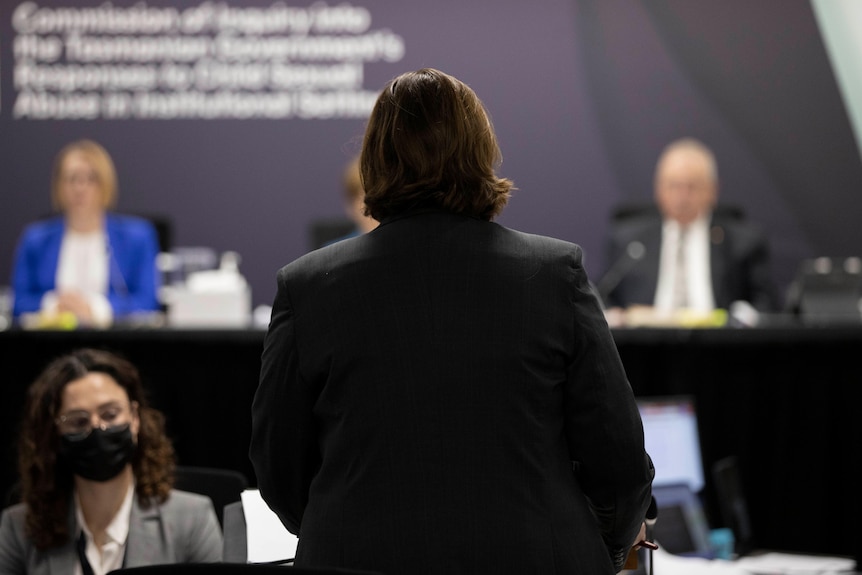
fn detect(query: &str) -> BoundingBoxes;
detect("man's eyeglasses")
[56,402,135,437]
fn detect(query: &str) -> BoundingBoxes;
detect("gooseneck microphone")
[646,495,658,529]
[595,241,646,305]
[106,242,129,297]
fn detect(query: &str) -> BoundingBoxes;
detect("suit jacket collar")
[708,219,730,308]
[124,497,169,567]
[44,213,120,234]
[377,207,481,228]
[48,494,169,572]
[47,538,79,575]
[47,496,80,575]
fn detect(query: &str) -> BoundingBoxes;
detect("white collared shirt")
[74,483,135,575]
[41,228,113,326]
[654,214,716,313]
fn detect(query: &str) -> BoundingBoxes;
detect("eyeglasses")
[61,171,99,187]
[55,402,134,437]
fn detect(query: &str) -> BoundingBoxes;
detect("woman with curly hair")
[0,348,222,574]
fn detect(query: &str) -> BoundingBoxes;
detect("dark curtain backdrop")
[2,0,861,310]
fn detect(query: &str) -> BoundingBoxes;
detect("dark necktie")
[77,532,96,575]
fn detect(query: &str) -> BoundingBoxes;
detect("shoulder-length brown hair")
[360,68,514,222]
[18,348,175,550]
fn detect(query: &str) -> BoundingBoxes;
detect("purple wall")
[2,0,861,310]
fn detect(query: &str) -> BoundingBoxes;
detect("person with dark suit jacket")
[599,138,777,324]
[250,68,655,575]
[0,348,222,574]
[11,140,161,328]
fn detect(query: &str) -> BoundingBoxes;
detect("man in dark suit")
[599,138,777,321]
[251,68,654,575]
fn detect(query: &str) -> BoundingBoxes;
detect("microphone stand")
[595,241,646,305]
[645,496,657,575]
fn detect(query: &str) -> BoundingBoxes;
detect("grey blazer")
[0,490,223,574]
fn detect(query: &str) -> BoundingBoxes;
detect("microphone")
[595,240,646,305]
[106,242,129,297]
[645,495,658,535]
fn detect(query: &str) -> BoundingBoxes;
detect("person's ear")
[130,400,141,441]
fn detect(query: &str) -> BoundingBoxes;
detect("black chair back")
[308,217,357,251]
[173,466,249,529]
[610,201,745,223]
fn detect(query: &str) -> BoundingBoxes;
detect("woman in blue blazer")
[11,140,160,327]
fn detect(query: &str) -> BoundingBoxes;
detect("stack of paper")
[240,489,299,564]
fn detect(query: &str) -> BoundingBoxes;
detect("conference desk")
[1,323,860,565]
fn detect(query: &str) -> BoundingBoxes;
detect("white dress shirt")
[41,228,113,326]
[654,214,716,313]
[74,483,134,575]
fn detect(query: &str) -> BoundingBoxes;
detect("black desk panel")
[1,326,860,564]
[612,326,862,563]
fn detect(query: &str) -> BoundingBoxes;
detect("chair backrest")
[173,466,249,529]
[610,202,746,223]
[108,563,382,574]
[35,212,173,253]
[222,501,247,564]
[308,217,357,251]
[132,213,173,253]
[712,455,755,556]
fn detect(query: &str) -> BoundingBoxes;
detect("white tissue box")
[166,286,251,327]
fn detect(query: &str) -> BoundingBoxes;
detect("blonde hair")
[51,139,118,211]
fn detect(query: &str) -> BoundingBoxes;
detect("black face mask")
[59,424,136,482]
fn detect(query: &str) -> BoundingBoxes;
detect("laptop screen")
[650,482,714,556]
[637,395,705,493]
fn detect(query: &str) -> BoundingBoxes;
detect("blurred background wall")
[2,0,861,311]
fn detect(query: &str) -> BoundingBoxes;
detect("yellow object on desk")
[19,311,79,330]
[621,306,728,328]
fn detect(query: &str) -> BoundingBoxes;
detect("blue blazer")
[11,214,161,319]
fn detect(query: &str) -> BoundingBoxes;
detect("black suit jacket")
[250,209,654,575]
[601,209,778,311]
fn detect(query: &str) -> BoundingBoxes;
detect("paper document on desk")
[623,545,748,574]
[734,552,856,574]
[240,488,299,563]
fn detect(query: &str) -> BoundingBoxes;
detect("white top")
[654,215,716,313]
[41,229,113,326]
[74,483,135,575]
